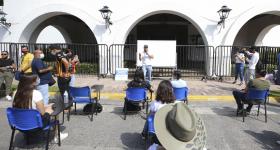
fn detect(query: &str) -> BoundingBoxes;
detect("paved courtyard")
[0,99,280,150]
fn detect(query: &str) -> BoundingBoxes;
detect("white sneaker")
[6,95,12,101]
[54,132,68,143]
[277,141,280,145]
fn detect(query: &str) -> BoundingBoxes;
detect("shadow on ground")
[10,131,58,150]
[112,106,147,120]
[211,106,237,117]
[210,106,273,123]
[244,130,280,150]
[120,132,145,150]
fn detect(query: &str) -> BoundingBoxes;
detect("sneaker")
[6,95,12,101]
[239,82,243,86]
[276,141,280,145]
[54,132,68,143]
[232,81,237,84]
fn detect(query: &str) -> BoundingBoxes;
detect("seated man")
[233,70,270,115]
[171,70,187,88]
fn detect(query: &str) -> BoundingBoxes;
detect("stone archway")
[233,14,280,46]
[21,14,97,44]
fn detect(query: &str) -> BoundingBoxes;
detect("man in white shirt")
[139,45,154,82]
[244,46,259,84]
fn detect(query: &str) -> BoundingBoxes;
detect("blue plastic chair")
[173,87,188,103]
[6,108,60,150]
[146,114,155,148]
[69,86,96,121]
[123,88,148,120]
[241,88,269,122]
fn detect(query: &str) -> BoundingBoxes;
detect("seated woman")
[12,73,67,142]
[13,73,53,117]
[126,68,153,111]
[142,80,175,138]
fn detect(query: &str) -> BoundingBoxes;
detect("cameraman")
[244,46,259,84]
[0,51,16,100]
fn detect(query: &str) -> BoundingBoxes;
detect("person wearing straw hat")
[149,102,207,150]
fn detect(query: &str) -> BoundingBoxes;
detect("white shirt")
[31,90,44,109]
[235,53,245,64]
[141,52,152,66]
[13,90,43,110]
[171,79,187,88]
[149,100,166,113]
[247,52,259,69]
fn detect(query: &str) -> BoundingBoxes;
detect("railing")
[213,46,280,78]
[0,43,109,76]
[0,43,279,79]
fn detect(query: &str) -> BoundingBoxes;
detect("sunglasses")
[1,54,7,55]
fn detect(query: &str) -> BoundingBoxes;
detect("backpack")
[83,103,103,114]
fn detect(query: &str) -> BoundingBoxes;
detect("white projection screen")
[137,40,177,67]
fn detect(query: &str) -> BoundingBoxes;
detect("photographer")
[65,48,79,87]
[244,46,259,84]
[0,51,16,100]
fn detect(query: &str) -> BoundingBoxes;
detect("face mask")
[40,53,45,59]
[51,51,56,55]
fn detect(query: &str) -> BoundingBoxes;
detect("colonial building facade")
[0,0,279,76]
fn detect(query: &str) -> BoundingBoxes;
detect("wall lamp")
[217,5,231,28]
[99,6,113,29]
[0,9,11,28]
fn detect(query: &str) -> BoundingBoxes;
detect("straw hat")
[154,102,207,150]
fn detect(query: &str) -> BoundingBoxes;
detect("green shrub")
[76,63,99,74]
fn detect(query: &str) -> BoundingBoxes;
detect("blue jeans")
[232,90,253,111]
[37,84,49,105]
[142,65,152,82]
[235,63,244,82]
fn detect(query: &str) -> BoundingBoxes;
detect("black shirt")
[127,80,152,91]
[55,51,70,77]
[0,58,14,68]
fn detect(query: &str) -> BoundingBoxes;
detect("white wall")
[1,0,280,76]
[0,0,279,46]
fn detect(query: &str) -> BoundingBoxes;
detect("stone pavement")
[73,76,280,95]
[0,100,280,150]
[71,76,280,102]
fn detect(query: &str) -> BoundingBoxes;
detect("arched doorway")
[256,25,280,46]
[36,25,67,43]
[29,15,97,44]
[123,13,207,77]
[125,13,204,45]
[233,14,280,46]
[232,14,280,72]
[18,14,102,75]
